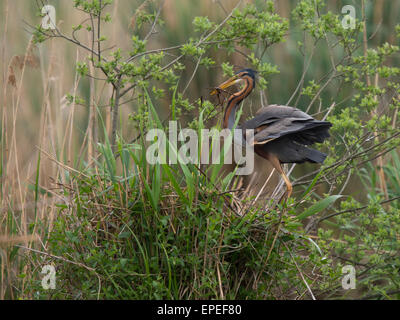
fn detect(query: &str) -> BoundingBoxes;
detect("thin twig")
[16,245,96,272]
[283,242,316,300]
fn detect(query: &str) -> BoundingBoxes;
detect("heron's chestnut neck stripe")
[223,75,254,129]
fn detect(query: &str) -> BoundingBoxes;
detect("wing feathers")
[252,119,331,145]
[240,105,332,146]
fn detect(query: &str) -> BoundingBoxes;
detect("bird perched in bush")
[211,68,332,199]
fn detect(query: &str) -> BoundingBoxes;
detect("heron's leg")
[255,148,293,201]
[267,153,293,200]
[280,169,293,200]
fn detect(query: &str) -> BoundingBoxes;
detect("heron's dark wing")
[255,137,328,164]
[240,104,332,146]
[241,104,313,130]
[249,118,331,145]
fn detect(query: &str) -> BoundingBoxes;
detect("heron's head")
[210,68,257,95]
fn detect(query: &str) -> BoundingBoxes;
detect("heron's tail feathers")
[305,147,327,163]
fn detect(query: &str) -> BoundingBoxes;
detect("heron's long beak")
[210,75,240,95]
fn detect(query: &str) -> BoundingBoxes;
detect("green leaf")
[118,231,131,239]
[296,195,342,220]
[143,86,195,205]
[299,169,324,201]
[162,164,189,205]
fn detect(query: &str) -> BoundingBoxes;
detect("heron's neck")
[223,76,253,129]
[223,96,242,129]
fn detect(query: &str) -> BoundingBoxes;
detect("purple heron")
[211,68,332,199]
